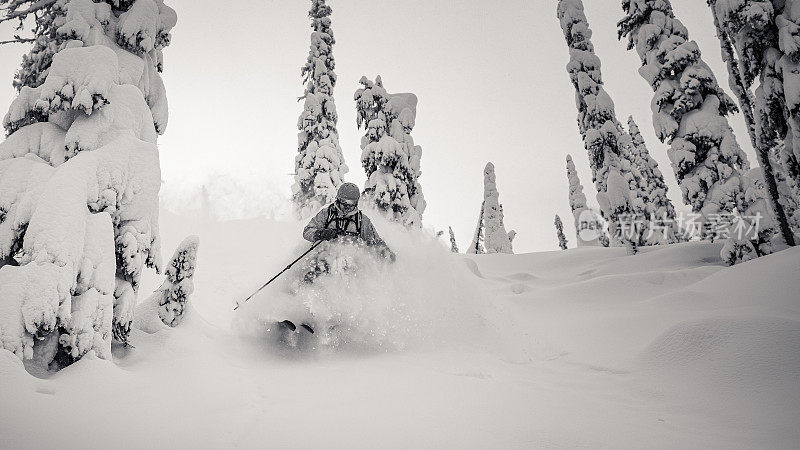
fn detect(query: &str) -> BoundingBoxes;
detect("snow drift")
[1,210,799,447]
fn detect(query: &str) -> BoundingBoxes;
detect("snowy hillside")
[2,211,798,447]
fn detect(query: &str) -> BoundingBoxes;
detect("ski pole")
[234,240,323,311]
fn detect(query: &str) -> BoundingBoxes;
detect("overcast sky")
[0,0,756,253]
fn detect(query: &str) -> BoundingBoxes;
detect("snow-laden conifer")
[354,76,426,226]
[566,154,601,246]
[752,2,800,194]
[0,0,176,365]
[721,166,782,263]
[774,155,800,230]
[771,3,800,233]
[448,226,459,253]
[554,214,568,250]
[627,116,680,243]
[708,0,796,247]
[292,0,347,218]
[468,201,486,254]
[481,162,513,254]
[154,236,198,327]
[619,0,780,263]
[558,0,639,255]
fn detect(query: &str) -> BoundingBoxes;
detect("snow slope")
[1,210,799,448]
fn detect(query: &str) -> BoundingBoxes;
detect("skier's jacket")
[303,203,389,249]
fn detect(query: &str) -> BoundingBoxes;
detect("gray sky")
[0,0,755,253]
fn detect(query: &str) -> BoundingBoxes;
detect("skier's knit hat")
[337,183,360,203]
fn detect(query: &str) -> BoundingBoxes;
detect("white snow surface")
[1,210,799,447]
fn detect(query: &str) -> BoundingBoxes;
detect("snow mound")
[3,206,800,446]
[0,349,33,393]
[638,315,800,439]
[640,316,800,388]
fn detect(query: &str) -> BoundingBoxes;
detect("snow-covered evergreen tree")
[709,0,796,247]
[769,2,800,207]
[720,166,781,263]
[566,154,601,246]
[292,0,347,219]
[0,0,68,93]
[468,201,486,254]
[618,0,780,263]
[0,0,176,365]
[481,162,513,254]
[558,0,639,255]
[354,76,426,226]
[773,147,800,230]
[554,214,568,250]
[448,226,459,253]
[627,116,680,243]
[154,236,198,327]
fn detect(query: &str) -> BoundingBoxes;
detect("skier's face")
[337,198,358,214]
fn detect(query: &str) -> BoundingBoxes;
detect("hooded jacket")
[303,203,388,249]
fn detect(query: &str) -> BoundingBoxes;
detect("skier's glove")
[314,228,338,241]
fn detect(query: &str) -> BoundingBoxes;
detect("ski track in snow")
[1,210,799,447]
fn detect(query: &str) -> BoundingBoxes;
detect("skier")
[264,183,396,337]
[234,184,394,332]
[303,182,396,264]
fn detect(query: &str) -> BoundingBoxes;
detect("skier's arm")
[361,216,395,262]
[359,215,382,246]
[303,208,330,242]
